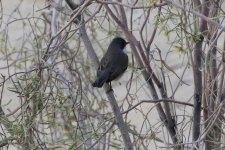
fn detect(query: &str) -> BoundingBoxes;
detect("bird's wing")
[93,55,112,87]
[97,54,112,76]
[107,54,128,81]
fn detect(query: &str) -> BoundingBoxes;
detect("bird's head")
[110,37,129,51]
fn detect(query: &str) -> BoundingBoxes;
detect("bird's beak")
[126,42,129,45]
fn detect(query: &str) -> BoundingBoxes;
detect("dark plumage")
[92,37,129,88]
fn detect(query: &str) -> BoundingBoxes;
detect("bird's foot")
[106,88,113,93]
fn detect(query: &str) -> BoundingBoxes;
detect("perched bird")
[92,37,129,88]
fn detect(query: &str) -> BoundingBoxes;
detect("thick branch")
[65,0,133,149]
[192,0,209,147]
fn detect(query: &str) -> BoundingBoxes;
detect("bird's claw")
[106,88,113,93]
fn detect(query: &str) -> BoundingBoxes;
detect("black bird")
[92,37,129,88]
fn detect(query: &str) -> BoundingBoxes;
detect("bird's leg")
[109,82,112,89]
[106,82,113,93]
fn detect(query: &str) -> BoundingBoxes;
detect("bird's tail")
[92,69,110,88]
[92,78,106,88]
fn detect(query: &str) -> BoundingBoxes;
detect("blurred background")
[1,0,225,149]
